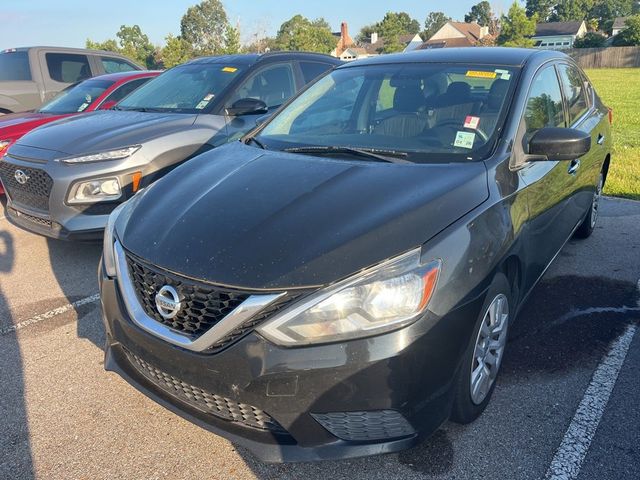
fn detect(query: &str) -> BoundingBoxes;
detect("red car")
[0,70,160,194]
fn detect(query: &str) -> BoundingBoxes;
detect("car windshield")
[116,63,244,113]
[257,63,518,163]
[38,79,114,114]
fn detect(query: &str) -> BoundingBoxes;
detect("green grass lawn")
[585,68,640,200]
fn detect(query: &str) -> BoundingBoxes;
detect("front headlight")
[257,249,441,346]
[103,202,128,278]
[60,145,140,164]
[0,140,11,155]
[68,177,121,204]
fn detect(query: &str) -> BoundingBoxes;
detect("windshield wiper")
[284,146,411,164]
[245,136,267,150]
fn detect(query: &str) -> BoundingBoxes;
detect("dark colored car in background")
[0,46,142,114]
[0,52,341,240]
[0,70,159,195]
[99,48,612,462]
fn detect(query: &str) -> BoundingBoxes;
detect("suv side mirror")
[226,98,268,116]
[528,127,591,161]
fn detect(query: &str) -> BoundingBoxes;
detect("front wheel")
[451,273,511,424]
[574,172,604,239]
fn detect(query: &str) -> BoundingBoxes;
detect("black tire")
[574,172,604,239]
[451,273,511,424]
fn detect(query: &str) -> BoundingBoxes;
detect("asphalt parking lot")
[0,196,638,480]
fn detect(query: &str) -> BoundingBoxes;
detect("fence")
[566,46,640,68]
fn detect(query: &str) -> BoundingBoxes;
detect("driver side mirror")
[98,100,118,110]
[226,98,268,116]
[528,127,591,161]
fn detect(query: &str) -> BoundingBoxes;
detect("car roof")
[91,70,161,82]
[341,47,567,68]
[2,46,138,58]
[185,51,341,67]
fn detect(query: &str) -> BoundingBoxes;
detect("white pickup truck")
[0,46,142,114]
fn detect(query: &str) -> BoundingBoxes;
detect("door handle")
[597,134,605,145]
[568,159,581,175]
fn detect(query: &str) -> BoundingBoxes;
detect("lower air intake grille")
[125,349,287,434]
[312,410,415,442]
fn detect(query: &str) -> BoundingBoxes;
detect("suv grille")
[124,349,287,433]
[0,161,53,212]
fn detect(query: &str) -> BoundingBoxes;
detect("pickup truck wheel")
[574,172,604,239]
[451,273,511,424]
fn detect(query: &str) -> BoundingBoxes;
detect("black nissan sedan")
[99,48,612,462]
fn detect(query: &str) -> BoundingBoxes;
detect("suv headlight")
[68,177,121,204]
[0,140,11,155]
[60,145,140,164]
[103,202,128,278]
[257,249,441,346]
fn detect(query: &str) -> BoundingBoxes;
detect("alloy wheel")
[470,293,509,405]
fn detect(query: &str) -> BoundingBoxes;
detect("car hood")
[120,142,489,290]
[0,111,68,133]
[13,110,201,156]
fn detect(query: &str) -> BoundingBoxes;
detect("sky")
[0,0,508,51]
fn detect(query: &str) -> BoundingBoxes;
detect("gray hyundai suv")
[0,52,340,240]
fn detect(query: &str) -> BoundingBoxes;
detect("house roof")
[449,21,483,42]
[535,21,584,37]
[612,17,628,30]
[419,21,488,49]
[420,37,476,49]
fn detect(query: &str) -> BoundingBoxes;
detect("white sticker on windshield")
[77,102,89,112]
[495,69,511,80]
[454,131,476,149]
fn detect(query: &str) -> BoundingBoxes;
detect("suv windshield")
[117,63,244,113]
[39,79,114,114]
[257,63,518,162]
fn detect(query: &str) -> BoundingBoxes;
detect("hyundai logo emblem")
[14,169,29,185]
[155,285,182,319]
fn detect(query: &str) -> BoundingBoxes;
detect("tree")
[498,2,538,47]
[116,25,155,68]
[180,0,237,56]
[273,15,336,53]
[423,11,451,40]
[573,31,607,47]
[86,38,120,53]
[465,1,493,25]
[550,0,595,22]
[160,34,193,68]
[357,24,377,42]
[87,25,157,68]
[612,14,640,45]
[590,0,634,33]
[525,0,555,21]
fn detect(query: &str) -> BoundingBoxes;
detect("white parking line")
[545,322,637,480]
[0,293,100,336]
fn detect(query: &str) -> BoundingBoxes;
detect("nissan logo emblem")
[155,285,182,319]
[14,169,29,185]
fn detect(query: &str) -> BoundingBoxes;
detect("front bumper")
[0,153,145,240]
[100,262,481,462]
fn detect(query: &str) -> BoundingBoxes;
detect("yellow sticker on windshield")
[222,67,238,73]
[466,70,497,79]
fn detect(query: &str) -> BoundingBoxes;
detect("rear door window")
[0,51,32,81]
[46,53,91,83]
[557,63,589,125]
[228,63,296,110]
[101,57,139,74]
[299,61,333,84]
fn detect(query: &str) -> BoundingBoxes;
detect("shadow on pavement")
[46,238,104,350]
[0,203,35,479]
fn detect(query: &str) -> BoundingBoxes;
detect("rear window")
[0,51,32,81]
[46,53,91,83]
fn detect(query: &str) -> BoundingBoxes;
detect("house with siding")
[532,21,587,50]
[419,21,491,49]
